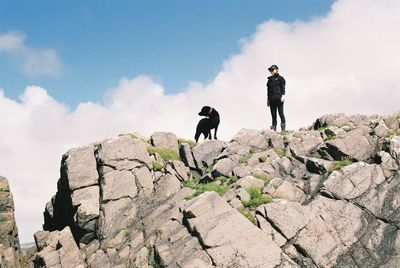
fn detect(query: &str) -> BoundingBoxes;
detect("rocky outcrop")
[0,176,21,268]
[27,112,400,267]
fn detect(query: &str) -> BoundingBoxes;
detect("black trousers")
[269,99,285,126]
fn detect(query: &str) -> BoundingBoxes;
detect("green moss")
[0,215,6,222]
[272,184,280,189]
[386,129,400,138]
[215,176,228,183]
[177,138,197,149]
[242,186,273,210]
[250,147,262,154]
[328,158,354,174]
[124,229,132,240]
[259,156,267,162]
[252,174,271,184]
[324,135,337,142]
[186,182,229,200]
[239,155,251,164]
[272,147,286,158]
[151,161,164,171]
[227,176,239,185]
[184,180,196,189]
[147,146,180,161]
[237,207,257,225]
[0,188,5,192]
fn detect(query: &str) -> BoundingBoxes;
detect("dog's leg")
[214,125,218,140]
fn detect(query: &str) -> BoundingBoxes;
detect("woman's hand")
[281,95,285,102]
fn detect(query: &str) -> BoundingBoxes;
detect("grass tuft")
[259,156,267,162]
[242,186,273,210]
[237,207,257,225]
[239,155,251,164]
[185,182,229,200]
[386,129,400,138]
[147,146,180,161]
[327,158,354,174]
[178,138,197,149]
[151,161,164,171]
[272,147,286,158]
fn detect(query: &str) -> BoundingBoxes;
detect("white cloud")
[1,0,400,243]
[0,31,62,77]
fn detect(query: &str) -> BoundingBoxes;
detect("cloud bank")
[0,31,62,77]
[1,0,400,242]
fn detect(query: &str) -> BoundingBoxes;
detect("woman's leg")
[278,102,286,131]
[270,101,278,130]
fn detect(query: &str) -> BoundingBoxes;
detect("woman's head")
[268,64,279,74]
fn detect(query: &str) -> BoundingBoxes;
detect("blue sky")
[1,0,334,107]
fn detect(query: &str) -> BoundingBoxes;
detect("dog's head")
[198,106,211,116]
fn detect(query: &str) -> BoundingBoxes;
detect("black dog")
[195,106,220,142]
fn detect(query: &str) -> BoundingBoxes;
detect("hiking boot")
[270,125,277,131]
[281,123,286,132]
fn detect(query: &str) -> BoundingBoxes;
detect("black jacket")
[267,73,286,100]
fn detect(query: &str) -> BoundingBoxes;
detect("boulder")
[63,145,98,191]
[101,170,137,201]
[231,128,268,149]
[183,192,286,267]
[235,176,265,189]
[322,163,385,200]
[319,130,375,161]
[151,132,179,150]
[211,157,237,178]
[274,181,306,202]
[305,157,335,175]
[35,227,84,268]
[97,136,151,170]
[192,140,225,168]
[179,143,196,169]
[383,136,400,161]
[257,200,310,240]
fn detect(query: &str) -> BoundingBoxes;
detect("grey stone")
[235,188,251,202]
[192,140,225,168]
[151,132,179,150]
[256,215,287,247]
[88,249,111,268]
[384,116,400,130]
[171,160,189,181]
[322,163,385,200]
[184,192,284,267]
[63,145,98,191]
[235,175,265,189]
[99,198,136,243]
[101,170,137,201]
[179,143,196,169]
[133,166,154,195]
[383,136,400,161]
[374,122,389,137]
[71,186,100,224]
[257,200,310,240]
[274,181,306,202]
[232,128,268,149]
[154,174,182,200]
[211,157,237,178]
[306,157,335,175]
[320,130,375,161]
[98,136,151,170]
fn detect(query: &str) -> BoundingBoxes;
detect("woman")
[266,64,286,132]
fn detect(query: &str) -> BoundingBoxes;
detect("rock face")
[0,176,21,268]
[27,113,400,267]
